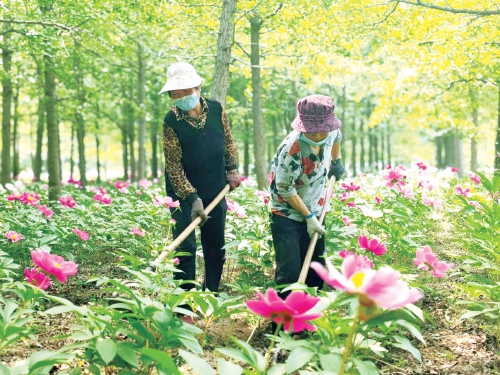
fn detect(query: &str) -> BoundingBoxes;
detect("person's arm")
[331,141,341,160]
[329,131,345,180]
[221,107,241,190]
[162,124,199,203]
[221,107,238,171]
[283,194,311,217]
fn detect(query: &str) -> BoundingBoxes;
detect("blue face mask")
[174,92,199,111]
[300,133,331,147]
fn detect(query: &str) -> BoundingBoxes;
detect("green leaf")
[267,363,286,375]
[351,358,379,375]
[96,339,117,364]
[116,342,139,368]
[179,349,215,375]
[395,320,426,345]
[141,348,180,375]
[319,353,342,371]
[391,336,421,362]
[286,347,314,373]
[0,363,10,375]
[217,359,243,375]
[87,364,101,375]
[216,348,251,364]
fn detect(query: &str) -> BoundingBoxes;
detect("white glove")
[305,216,327,238]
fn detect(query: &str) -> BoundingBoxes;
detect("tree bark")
[359,118,365,172]
[33,62,45,180]
[368,127,374,171]
[1,21,12,185]
[211,0,236,106]
[44,56,61,202]
[471,105,479,172]
[74,54,87,186]
[495,83,500,175]
[12,82,20,178]
[350,117,357,177]
[244,118,250,177]
[454,130,465,177]
[95,103,101,182]
[386,127,391,167]
[373,130,379,170]
[250,14,267,189]
[137,44,146,179]
[128,86,137,179]
[435,135,444,169]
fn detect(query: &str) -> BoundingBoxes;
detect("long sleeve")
[162,124,198,201]
[221,108,238,171]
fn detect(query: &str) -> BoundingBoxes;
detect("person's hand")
[226,169,241,191]
[305,216,327,238]
[191,198,209,225]
[328,158,345,181]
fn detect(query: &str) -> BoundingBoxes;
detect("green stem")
[263,323,282,375]
[338,307,360,375]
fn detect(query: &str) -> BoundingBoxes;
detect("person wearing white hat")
[160,62,241,294]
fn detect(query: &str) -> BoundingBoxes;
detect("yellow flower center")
[11,235,17,240]
[28,196,33,201]
[351,272,365,288]
[55,263,61,268]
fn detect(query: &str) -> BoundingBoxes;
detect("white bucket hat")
[159,62,202,94]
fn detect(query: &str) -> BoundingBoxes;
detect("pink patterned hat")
[291,94,342,133]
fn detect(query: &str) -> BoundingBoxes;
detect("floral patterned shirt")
[270,129,342,222]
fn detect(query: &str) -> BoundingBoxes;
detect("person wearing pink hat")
[160,62,241,294]
[269,94,344,299]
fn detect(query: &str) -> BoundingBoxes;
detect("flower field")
[1,163,499,374]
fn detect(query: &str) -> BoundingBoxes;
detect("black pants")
[169,193,227,292]
[271,214,325,298]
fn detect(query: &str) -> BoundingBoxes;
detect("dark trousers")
[169,194,227,292]
[271,214,326,298]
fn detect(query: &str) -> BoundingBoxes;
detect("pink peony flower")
[375,196,382,204]
[398,186,414,200]
[450,167,459,173]
[358,235,387,256]
[338,249,355,258]
[38,205,54,219]
[342,217,352,226]
[468,200,482,211]
[170,219,176,224]
[422,196,443,211]
[130,227,145,237]
[346,201,357,208]
[382,165,407,188]
[114,180,129,190]
[31,251,78,283]
[7,192,21,201]
[470,173,481,185]
[311,255,422,311]
[72,228,89,241]
[454,186,470,198]
[19,192,40,207]
[93,193,112,204]
[60,195,76,208]
[154,195,180,208]
[246,289,322,333]
[5,231,23,242]
[414,245,453,277]
[173,257,180,265]
[418,179,437,190]
[341,182,361,192]
[24,267,51,290]
[138,178,152,189]
[339,192,349,202]
[227,199,247,218]
[416,162,427,170]
[136,189,142,195]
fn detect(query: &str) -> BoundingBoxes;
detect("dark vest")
[164,98,226,201]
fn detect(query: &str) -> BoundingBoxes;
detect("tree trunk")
[44,56,61,202]
[70,122,75,177]
[368,127,374,172]
[1,21,12,185]
[74,54,87,186]
[12,82,20,178]
[137,45,146,179]
[471,104,479,172]
[359,118,365,172]
[373,130,379,170]
[444,132,455,168]
[380,125,385,168]
[95,103,101,182]
[33,62,45,180]
[454,130,465,177]
[121,122,129,180]
[386,128,391,167]
[350,117,357,177]
[250,14,267,189]
[435,135,444,169]
[494,83,500,175]
[128,86,137,179]
[211,0,236,106]
[151,92,160,178]
[244,119,250,177]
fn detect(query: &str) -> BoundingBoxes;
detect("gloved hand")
[191,198,209,225]
[328,158,345,181]
[226,169,241,191]
[305,215,327,238]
